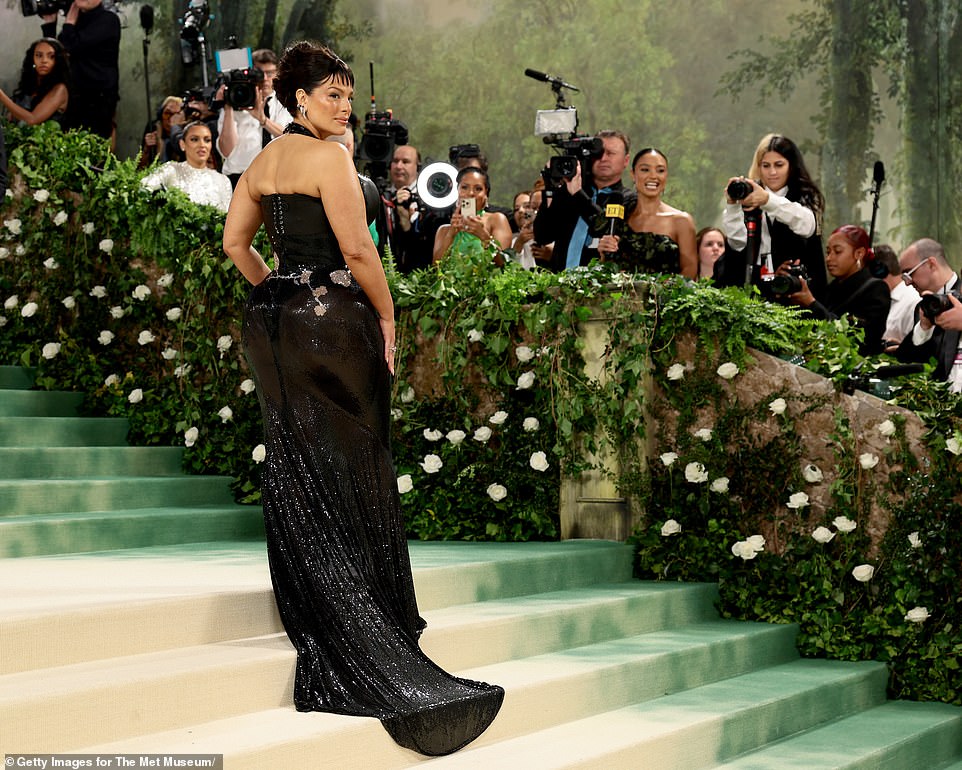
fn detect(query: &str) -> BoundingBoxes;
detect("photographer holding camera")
[534,129,630,272]
[893,238,962,389]
[718,134,827,300]
[780,225,889,355]
[217,49,292,187]
[39,0,119,141]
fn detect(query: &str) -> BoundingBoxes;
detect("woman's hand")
[775,259,814,307]
[598,234,620,257]
[380,317,396,375]
[725,177,769,209]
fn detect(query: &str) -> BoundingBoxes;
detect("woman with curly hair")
[0,38,70,126]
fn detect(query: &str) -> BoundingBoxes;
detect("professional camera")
[919,291,961,322]
[20,0,70,16]
[449,144,481,166]
[541,135,603,189]
[212,68,264,111]
[358,111,408,165]
[415,162,459,210]
[771,264,810,296]
[726,178,754,201]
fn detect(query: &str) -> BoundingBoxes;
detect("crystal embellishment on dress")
[292,268,330,316]
[330,268,353,287]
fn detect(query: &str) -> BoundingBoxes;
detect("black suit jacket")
[534,181,624,272]
[894,279,962,380]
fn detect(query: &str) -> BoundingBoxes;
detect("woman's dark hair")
[274,41,353,115]
[750,134,824,217]
[179,120,210,141]
[14,38,70,104]
[631,147,667,170]
[457,166,491,195]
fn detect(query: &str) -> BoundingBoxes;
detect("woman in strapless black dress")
[222,41,503,757]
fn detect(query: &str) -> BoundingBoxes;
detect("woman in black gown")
[222,41,503,756]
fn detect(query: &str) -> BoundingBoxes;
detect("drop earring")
[298,104,307,118]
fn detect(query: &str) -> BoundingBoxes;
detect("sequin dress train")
[243,193,504,756]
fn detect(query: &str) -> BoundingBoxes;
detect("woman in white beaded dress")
[141,121,232,212]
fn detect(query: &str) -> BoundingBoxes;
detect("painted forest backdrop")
[1,0,961,257]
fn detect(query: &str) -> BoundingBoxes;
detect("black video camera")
[211,68,264,111]
[358,111,408,164]
[771,264,810,296]
[20,0,70,16]
[727,178,755,201]
[919,291,961,322]
[542,135,603,188]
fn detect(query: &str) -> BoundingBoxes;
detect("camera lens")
[727,179,752,201]
[919,293,953,321]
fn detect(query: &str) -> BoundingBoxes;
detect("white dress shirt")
[884,280,921,343]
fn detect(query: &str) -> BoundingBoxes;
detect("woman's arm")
[675,212,698,279]
[433,224,455,263]
[222,175,270,286]
[0,84,67,125]
[761,190,816,238]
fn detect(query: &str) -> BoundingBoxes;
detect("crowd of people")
[1,12,959,391]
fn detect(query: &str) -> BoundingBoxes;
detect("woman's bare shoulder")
[245,137,345,198]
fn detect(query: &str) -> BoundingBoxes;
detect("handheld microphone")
[604,192,624,236]
[140,4,155,34]
[524,68,580,92]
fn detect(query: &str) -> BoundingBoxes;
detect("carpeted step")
[0,476,236,516]
[0,389,84,416]
[0,415,130,446]
[0,446,186,478]
[710,700,962,770]
[0,505,264,558]
[3,619,799,755]
[0,365,34,389]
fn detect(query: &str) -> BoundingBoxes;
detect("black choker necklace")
[284,122,317,139]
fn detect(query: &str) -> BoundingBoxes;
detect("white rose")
[731,540,758,560]
[174,364,191,378]
[166,307,182,321]
[252,444,267,463]
[486,483,508,501]
[446,429,466,445]
[684,462,708,483]
[768,398,787,415]
[660,519,682,536]
[666,363,686,381]
[833,516,857,533]
[467,328,484,343]
[529,451,550,472]
[391,408,403,421]
[99,238,114,253]
[786,491,809,509]
[852,564,875,582]
[128,388,144,404]
[0,247,8,260]
[21,302,38,318]
[0,316,6,327]
[43,257,59,270]
[3,295,17,310]
[89,285,107,298]
[53,210,68,226]
[473,426,493,443]
[161,347,178,360]
[82,222,95,235]
[812,526,836,543]
[184,427,199,447]
[660,452,678,467]
[516,371,536,390]
[33,189,50,202]
[4,218,22,234]
[420,454,442,473]
[859,453,879,470]
[716,362,739,380]
[746,534,766,552]
[157,273,174,288]
[137,330,156,345]
[397,474,413,494]
[217,406,233,423]
[62,296,76,309]
[240,379,256,394]
[97,330,115,345]
[694,428,713,442]
[904,606,929,624]
[907,531,922,549]
[802,464,823,483]
[217,335,233,354]
[400,386,415,403]
[109,306,124,319]
[132,284,151,301]
[423,428,443,441]
[489,410,508,425]
[522,417,540,432]
[877,419,896,438]
[516,345,535,362]
[104,374,119,387]
[710,476,730,493]
[946,436,962,456]
[41,342,61,359]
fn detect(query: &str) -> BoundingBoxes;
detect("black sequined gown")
[243,192,504,756]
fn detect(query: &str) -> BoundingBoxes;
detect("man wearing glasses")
[894,238,962,389]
